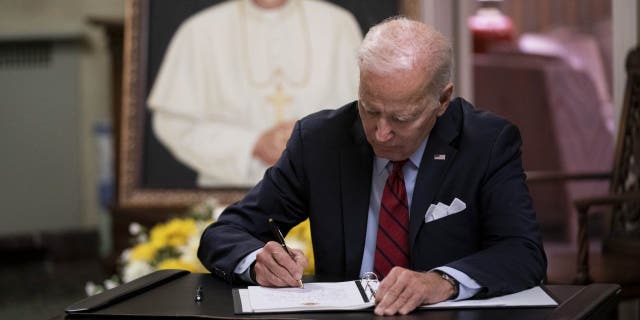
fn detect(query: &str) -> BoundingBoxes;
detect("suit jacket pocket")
[412,208,478,270]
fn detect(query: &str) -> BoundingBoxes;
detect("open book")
[232,280,558,314]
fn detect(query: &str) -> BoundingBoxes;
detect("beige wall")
[420,1,474,100]
[0,0,122,20]
[0,0,123,255]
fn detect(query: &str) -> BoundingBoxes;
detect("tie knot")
[391,160,408,175]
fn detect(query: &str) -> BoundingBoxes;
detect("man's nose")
[375,118,393,142]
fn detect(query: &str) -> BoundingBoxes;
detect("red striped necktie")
[374,160,410,279]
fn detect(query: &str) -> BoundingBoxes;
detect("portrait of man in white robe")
[147,0,365,187]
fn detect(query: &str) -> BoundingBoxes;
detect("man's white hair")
[357,17,453,97]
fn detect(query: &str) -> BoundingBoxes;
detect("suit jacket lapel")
[341,117,373,279]
[409,101,462,251]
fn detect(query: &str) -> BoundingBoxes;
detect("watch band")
[433,270,459,299]
[249,261,257,283]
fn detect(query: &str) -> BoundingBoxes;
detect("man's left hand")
[374,267,455,316]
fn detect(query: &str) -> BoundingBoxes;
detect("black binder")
[66,269,189,313]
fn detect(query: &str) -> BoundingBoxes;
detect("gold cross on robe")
[266,83,292,122]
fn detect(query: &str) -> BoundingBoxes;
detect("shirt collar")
[373,136,429,176]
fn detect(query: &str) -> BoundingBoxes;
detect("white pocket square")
[424,198,467,223]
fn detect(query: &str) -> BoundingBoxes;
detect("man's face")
[358,69,450,161]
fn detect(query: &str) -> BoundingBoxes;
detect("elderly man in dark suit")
[198,17,546,316]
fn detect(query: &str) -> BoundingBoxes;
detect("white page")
[422,286,557,309]
[246,281,375,312]
[238,283,556,313]
[238,289,253,313]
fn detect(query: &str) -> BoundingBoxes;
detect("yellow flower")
[156,258,204,273]
[285,219,315,275]
[150,218,197,248]
[129,242,157,262]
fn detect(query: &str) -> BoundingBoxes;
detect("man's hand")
[253,241,308,287]
[374,267,455,316]
[252,120,296,165]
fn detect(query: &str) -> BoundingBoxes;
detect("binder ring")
[361,272,379,301]
[362,272,378,281]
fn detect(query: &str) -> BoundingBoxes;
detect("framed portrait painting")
[118,0,419,208]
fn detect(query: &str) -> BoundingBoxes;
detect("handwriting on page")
[247,281,371,311]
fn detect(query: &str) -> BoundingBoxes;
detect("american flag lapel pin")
[434,154,446,160]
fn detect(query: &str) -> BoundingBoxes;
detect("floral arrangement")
[121,219,208,281]
[86,198,314,295]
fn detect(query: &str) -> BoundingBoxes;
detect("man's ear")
[436,83,454,116]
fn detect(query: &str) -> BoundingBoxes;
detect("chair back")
[606,47,640,253]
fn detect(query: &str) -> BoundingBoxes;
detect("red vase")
[468,3,514,53]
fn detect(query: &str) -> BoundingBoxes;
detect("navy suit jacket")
[198,98,546,298]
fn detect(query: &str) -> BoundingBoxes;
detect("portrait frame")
[118,0,420,208]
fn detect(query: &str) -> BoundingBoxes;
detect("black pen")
[194,286,203,302]
[268,218,304,288]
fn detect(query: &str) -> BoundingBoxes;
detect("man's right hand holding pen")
[253,241,308,288]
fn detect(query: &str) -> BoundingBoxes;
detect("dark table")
[53,270,620,320]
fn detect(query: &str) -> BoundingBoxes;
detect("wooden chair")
[534,47,640,299]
